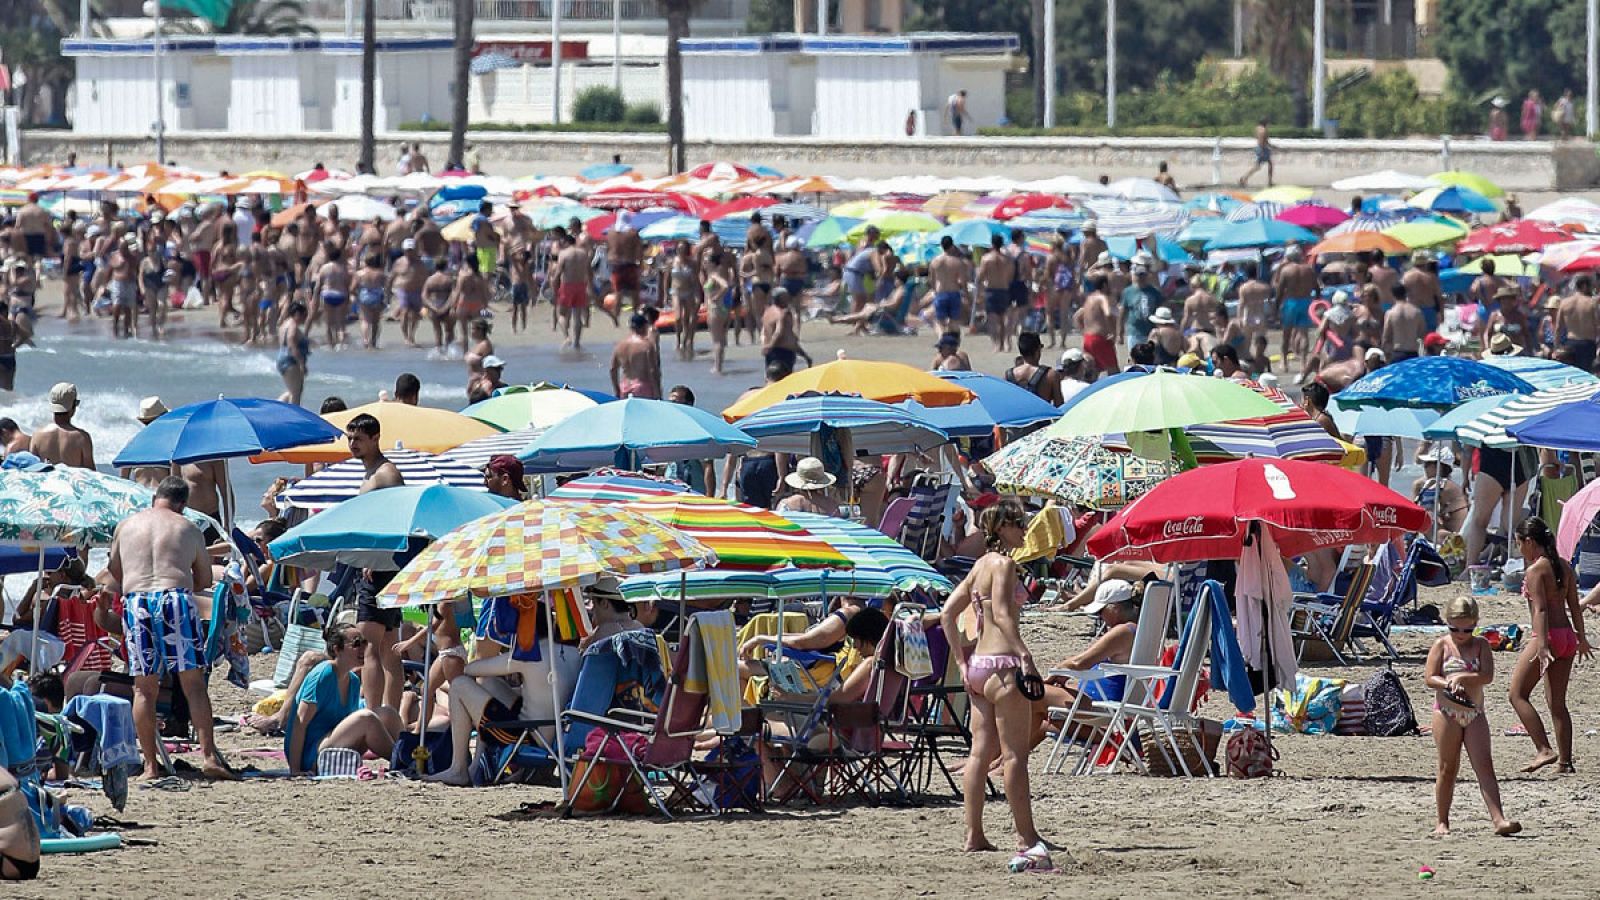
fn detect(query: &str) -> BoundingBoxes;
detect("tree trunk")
[1030,0,1045,127]
[666,1,689,174]
[358,0,376,173]
[450,0,474,167]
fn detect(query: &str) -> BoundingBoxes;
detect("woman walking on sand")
[941,498,1051,872]
[1424,595,1520,837]
[1509,517,1592,773]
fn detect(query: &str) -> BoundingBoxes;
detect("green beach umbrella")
[804,216,862,249]
[1429,170,1504,199]
[1383,219,1468,249]
[1455,254,1536,277]
[846,211,941,241]
[1044,371,1282,469]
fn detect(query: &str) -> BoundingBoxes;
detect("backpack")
[1361,668,1419,737]
[1224,727,1275,778]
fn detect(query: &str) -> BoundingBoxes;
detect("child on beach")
[1423,595,1521,837]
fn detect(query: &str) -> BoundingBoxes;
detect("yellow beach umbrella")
[830,199,886,218]
[1430,170,1504,199]
[253,402,504,464]
[722,359,975,420]
[1252,185,1315,203]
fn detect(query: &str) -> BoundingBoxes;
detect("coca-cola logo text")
[1162,516,1206,538]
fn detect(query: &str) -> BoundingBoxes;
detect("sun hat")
[784,456,837,491]
[481,355,505,369]
[48,382,78,414]
[1486,332,1521,356]
[137,396,169,424]
[1148,307,1176,326]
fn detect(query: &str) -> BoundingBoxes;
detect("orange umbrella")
[252,402,503,464]
[722,359,975,421]
[1309,231,1407,258]
[270,201,315,228]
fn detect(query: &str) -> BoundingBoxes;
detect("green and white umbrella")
[0,466,213,547]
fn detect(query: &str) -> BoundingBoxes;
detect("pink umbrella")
[1276,202,1350,230]
[1557,477,1600,558]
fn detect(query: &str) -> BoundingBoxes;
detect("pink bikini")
[962,583,1029,694]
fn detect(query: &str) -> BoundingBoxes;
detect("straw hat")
[785,457,837,491]
[1148,307,1177,326]
[137,396,169,424]
[1487,332,1521,356]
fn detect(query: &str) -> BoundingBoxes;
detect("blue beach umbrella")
[517,398,756,471]
[736,392,948,455]
[1184,193,1244,215]
[1330,405,1440,439]
[580,162,633,180]
[934,218,1010,248]
[113,397,342,466]
[1409,185,1498,215]
[1203,219,1318,251]
[1104,235,1193,262]
[1478,355,1599,391]
[1418,395,1516,442]
[269,484,516,570]
[1506,395,1600,451]
[1176,217,1227,246]
[639,214,704,243]
[1339,357,1535,410]
[897,371,1061,437]
[888,232,940,265]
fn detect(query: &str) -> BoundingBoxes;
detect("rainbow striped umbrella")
[618,495,851,570]
[548,469,695,502]
[378,499,715,607]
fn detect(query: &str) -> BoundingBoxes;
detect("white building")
[61,35,453,136]
[681,33,1019,139]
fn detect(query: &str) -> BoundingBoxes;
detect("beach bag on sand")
[569,729,649,814]
[1362,668,1419,737]
[1225,727,1275,778]
[1272,675,1345,735]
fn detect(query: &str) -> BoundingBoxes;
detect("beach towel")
[683,611,739,734]
[1183,581,1256,713]
[1013,503,1075,565]
[63,694,140,772]
[54,592,112,672]
[1236,529,1298,689]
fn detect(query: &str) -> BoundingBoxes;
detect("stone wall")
[22,130,1600,191]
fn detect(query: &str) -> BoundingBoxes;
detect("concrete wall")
[21,130,1600,192]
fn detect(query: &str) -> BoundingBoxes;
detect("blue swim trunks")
[933,290,962,321]
[1281,297,1314,329]
[122,588,205,677]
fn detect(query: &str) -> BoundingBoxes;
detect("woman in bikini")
[0,764,39,881]
[940,498,1049,870]
[1510,516,1592,774]
[1425,595,1519,836]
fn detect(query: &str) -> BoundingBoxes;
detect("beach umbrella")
[702,195,776,221]
[921,191,979,217]
[1556,479,1600,558]
[1086,458,1427,563]
[1419,395,1516,442]
[761,201,827,223]
[1329,405,1440,439]
[1326,212,1403,236]
[1009,208,1089,233]
[734,392,949,455]
[983,430,1175,510]
[1097,378,1343,464]
[1226,201,1288,222]
[687,161,760,180]
[1330,170,1435,192]
[896,370,1061,438]
[439,427,547,470]
[1103,234,1193,262]
[1451,383,1600,449]
[1479,355,1599,390]
[1430,170,1504,199]
[326,194,397,222]
[932,218,1010,248]
[1176,217,1228,247]
[524,203,605,229]
[1383,219,1470,249]
[461,387,601,431]
[1183,192,1246,215]
[517,398,756,471]
[1335,356,1535,410]
[846,211,941,240]
[1109,177,1180,203]
[1309,231,1407,257]
[801,216,863,249]
[1277,202,1350,229]
[723,359,975,420]
[829,199,886,218]
[269,484,517,569]
[1252,185,1316,203]
[1526,197,1600,230]
[638,214,703,243]
[1537,239,1600,273]
[255,402,504,464]
[0,465,211,547]
[279,447,489,510]
[1044,371,1282,469]
[112,396,342,467]
[1203,219,1317,251]
[1409,185,1498,215]
[1457,220,1572,255]
[547,469,694,502]
[887,232,940,265]
[579,162,633,180]
[1080,198,1191,236]
[613,495,849,570]
[992,193,1071,220]
[1450,254,1537,277]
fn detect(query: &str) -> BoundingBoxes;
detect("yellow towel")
[684,610,740,733]
[1013,503,1072,565]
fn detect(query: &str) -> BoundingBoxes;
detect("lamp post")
[1042,0,1055,128]
[1105,0,1116,129]
[552,0,563,125]
[144,0,165,163]
[1312,0,1325,134]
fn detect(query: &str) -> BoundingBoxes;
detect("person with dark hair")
[610,313,661,399]
[483,454,526,500]
[284,623,400,775]
[665,385,713,494]
[1128,341,1157,367]
[101,475,235,780]
[721,362,789,507]
[0,417,27,455]
[277,302,311,406]
[553,230,591,350]
[319,396,347,415]
[1004,332,1062,404]
[346,413,404,711]
[928,234,969,333]
[761,286,810,371]
[393,373,421,406]
[451,251,490,357]
[977,234,1016,351]
[1210,342,1244,380]
[941,497,1048,866]
[1299,381,1338,438]
[1510,516,1592,774]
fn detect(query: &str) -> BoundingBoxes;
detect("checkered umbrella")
[378,499,716,607]
[983,430,1176,511]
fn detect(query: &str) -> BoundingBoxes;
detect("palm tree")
[450,0,473,168]
[1249,0,1311,126]
[358,0,376,172]
[664,0,695,173]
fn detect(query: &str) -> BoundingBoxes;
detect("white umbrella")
[1329,169,1435,192]
[326,194,398,222]
[1110,177,1181,203]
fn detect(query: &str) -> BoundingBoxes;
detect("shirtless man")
[931,331,972,370]
[0,418,26,454]
[177,454,231,535]
[775,235,809,307]
[1555,275,1600,372]
[189,204,221,306]
[32,383,95,469]
[928,236,970,333]
[1273,246,1318,368]
[1236,263,1270,357]
[294,207,321,293]
[389,238,425,347]
[977,235,1016,352]
[1402,251,1445,333]
[553,232,591,350]
[610,313,662,399]
[761,286,810,372]
[742,233,778,343]
[1468,258,1506,345]
[14,195,53,266]
[345,413,405,711]
[414,209,446,272]
[452,256,490,356]
[1367,250,1399,303]
[1075,271,1118,374]
[0,305,15,392]
[1239,118,1274,186]
[1005,228,1034,337]
[1381,283,1427,361]
[1079,223,1107,279]
[1181,273,1221,336]
[607,212,645,314]
[421,258,455,352]
[100,476,234,780]
[107,237,141,340]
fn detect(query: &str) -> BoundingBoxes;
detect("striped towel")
[683,611,739,734]
[1335,683,1367,735]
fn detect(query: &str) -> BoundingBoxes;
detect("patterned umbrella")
[547,469,695,502]
[1183,381,1345,463]
[379,500,716,607]
[0,466,211,546]
[461,387,601,431]
[280,448,487,509]
[615,495,852,570]
[1226,201,1288,222]
[982,430,1176,511]
[1326,212,1402,236]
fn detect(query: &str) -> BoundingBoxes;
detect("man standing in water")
[760,286,810,371]
[1074,269,1118,374]
[553,232,591,350]
[101,476,236,781]
[610,313,662,399]
[32,383,95,469]
[347,413,406,712]
[607,211,645,314]
[977,235,1016,352]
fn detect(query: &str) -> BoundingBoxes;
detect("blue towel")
[64,694,141,771]
[0,682,36,768]
[1167,580,1256,714]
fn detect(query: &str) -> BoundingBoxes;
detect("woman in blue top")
[285,625,400,774]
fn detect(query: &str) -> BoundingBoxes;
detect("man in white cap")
[31,382,94,470]
[1080,222,1106,276]
[1272,245,1318,368]
[1057,347,1092,402]
[388,237,426,348]
[606,209,645,314]
[1412,446,1467,533]
[1076,265,1118,374]
[776,456,839,517]
[468,354,507,404]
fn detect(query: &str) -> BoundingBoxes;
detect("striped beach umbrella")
[439,427,546,470]
[734,392,949,455]
[1100,381,1344,463]
[1326,212,1402,236]
[280,448,487,509]
[1225,201,1288,222]
[547,470,695,502]
[616,495,851,570]
[1478,356,1600,391]
[1452,383,1600,449]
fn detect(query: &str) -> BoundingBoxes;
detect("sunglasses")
[345,637,368,648]
[1447,626,1476,634]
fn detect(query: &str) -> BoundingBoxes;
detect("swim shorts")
[123,588,205,678]
[511,283,530,306]
[933,291,962,321]
[558,281,587,310]
[610,262,640,293]
[984,288,1009,315]
[1281,297,1313,329]
[192,250,212,281]
[355,572,402,630]
[395,289,422,312]
[476,247,498,276]
[321,291,347,308]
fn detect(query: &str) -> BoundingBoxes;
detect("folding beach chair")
[1290,559,1378,665]
[895,477,956,561]
[1349,537,1447,660]
[829,625,914,805]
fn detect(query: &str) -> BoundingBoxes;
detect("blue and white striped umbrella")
[1326,212,1402,236]
[737,392,948,455]
[1478,355,1600,391]
[1225,201,1288,222]
[439,427,547,470]
[1453,383,1600,449]
[762,202,827,223]
[1008,208,1089,233]
[281,448,487,509]
[1078,199,1190,237]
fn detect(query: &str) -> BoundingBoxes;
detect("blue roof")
[63,37,217,56]
[682,32,1018,56]
[64,35,452,56]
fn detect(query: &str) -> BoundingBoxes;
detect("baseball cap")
[481,354,505,369]
[1423,332,1449,350]
[1057,347,1085,367]
[48,382,78,414]
[1083,579,1135,614]
[484,454,525,484]
[401,238,416,250]
[1365,347,1386,363]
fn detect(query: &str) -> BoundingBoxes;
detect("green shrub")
[397,121,666,134]
[623,102,661,126]
[572,86,626,124]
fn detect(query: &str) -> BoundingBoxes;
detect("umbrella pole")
[28,547,43,674]
[547,596,568,796]
[415,610,435,769]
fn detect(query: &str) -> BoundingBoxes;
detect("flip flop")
[1503,725,1530,737]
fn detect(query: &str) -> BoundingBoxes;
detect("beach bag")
[892,605,934,681]
[1139,718,1221,776]
[569,729,649,814]
[1272,675,1345,735]
[1361,668,1419,737]
[316,747,361,778]
[390,727,454,778]
[273,592,328,689]
[704,735,761,810]
[1225,727,1275,779]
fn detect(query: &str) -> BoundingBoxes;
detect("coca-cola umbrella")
[1456,220,1573,255]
